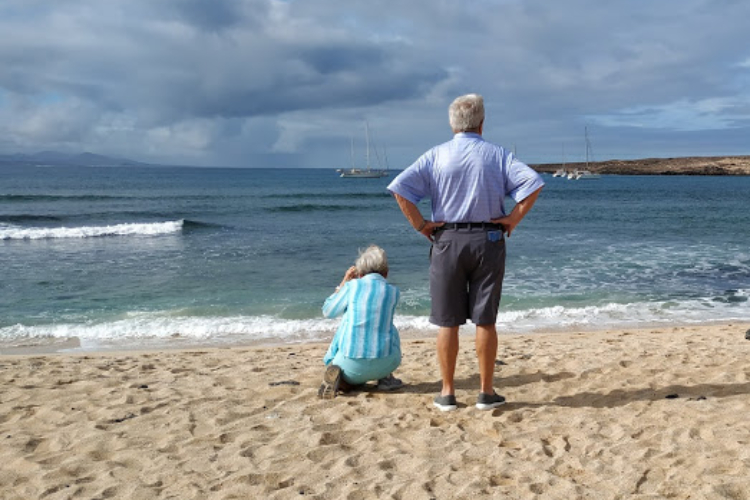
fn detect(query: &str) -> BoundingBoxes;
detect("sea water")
[1,165,748,351]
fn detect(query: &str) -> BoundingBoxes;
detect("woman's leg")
[332,350,401,385]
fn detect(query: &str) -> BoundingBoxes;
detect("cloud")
[2,94,101,146]
[590,96,750,131]
[1,0,750,166]
[0,1,447,118]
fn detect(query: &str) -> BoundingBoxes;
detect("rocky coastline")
[532,155,750,176]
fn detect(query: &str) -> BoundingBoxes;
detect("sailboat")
[336,122,389,178]
[553,144,567,177]
[574,126,601,180]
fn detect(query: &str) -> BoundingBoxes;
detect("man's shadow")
[384,370,750,411]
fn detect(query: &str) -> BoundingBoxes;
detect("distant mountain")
[0,151,148,167]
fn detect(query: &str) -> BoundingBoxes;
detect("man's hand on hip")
[492,187,543,238]
[421,221,445,242]
[492,216,518,237]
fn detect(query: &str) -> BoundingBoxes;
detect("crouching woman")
[318,245,402,398]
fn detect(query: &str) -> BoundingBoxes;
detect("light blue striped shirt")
[322,273,400,363]
[387,132,545,222]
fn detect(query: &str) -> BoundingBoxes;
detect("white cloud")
[2,95,99,146]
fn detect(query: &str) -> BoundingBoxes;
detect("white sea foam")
[0,314,339,350]
[494,295,750,333]
[0,220,184,240]
[2,295,749,352]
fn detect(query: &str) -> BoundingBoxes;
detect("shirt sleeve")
[322,282,350,318]
[322,283,352,364]
[504,154,545,202]
[389,287,401,352]
[386,151,433,205]
[323,325,343,365]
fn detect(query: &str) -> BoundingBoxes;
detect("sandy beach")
[2,323,750,499]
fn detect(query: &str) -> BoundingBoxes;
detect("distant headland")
[532,156,750,176]
[3,151,750,174]
[0,151,146,168]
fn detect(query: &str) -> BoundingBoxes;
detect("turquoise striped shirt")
[322,273,400,363]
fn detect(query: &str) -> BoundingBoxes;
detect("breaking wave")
[0,220,185,240]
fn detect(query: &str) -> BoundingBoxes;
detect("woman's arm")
[322,266,358,318]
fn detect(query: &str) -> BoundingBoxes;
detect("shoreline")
[3,321,750,499]
[1,318,743,357]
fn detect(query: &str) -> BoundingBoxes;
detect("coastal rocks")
[533,155,750,176]
[745,329,750,340]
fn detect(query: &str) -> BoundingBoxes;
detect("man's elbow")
[527,185,543,200]
[394,192,416,208]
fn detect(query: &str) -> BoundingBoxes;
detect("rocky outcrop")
[533,156,750,176]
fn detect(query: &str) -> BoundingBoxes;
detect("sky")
[1,0,749,168]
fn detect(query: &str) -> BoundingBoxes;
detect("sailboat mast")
[585,126,590,169]
[365,121,371,170]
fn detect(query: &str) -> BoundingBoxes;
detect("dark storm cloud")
[0,0,446,119]
[167,0,248,31]
[301,44,384,76]
[162,42,447,119]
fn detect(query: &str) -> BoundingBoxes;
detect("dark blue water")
[1,165,748,351]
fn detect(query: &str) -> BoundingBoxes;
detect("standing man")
[387,93,544,412]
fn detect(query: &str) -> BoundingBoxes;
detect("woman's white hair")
[355,245,389,277]
[449,93,485,132]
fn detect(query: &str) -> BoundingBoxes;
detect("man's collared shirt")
[323,273,400,363]
[387,132,545,222]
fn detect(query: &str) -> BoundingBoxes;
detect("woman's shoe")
[317,365,342,399]
[376,373,403,391]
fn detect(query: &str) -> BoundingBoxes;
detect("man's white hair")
[449,93,485,132]
[355,245,388,277]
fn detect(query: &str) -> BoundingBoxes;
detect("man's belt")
[438,222,503,231]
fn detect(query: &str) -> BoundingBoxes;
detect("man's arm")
[491,186,542,237]
[393,193,444,241]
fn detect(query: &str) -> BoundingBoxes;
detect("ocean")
[1,165,749,352]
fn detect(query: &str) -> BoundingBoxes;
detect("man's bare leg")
[437,326,460,396]
[476,324,498,394]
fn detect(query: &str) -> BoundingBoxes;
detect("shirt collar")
[360,273,386,283]
[454,132,483,140]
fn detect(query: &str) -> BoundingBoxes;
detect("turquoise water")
[1,165,748,351]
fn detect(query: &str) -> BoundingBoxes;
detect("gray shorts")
[429,228,506,327]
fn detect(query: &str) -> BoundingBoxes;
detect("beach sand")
[2,323,750,499]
